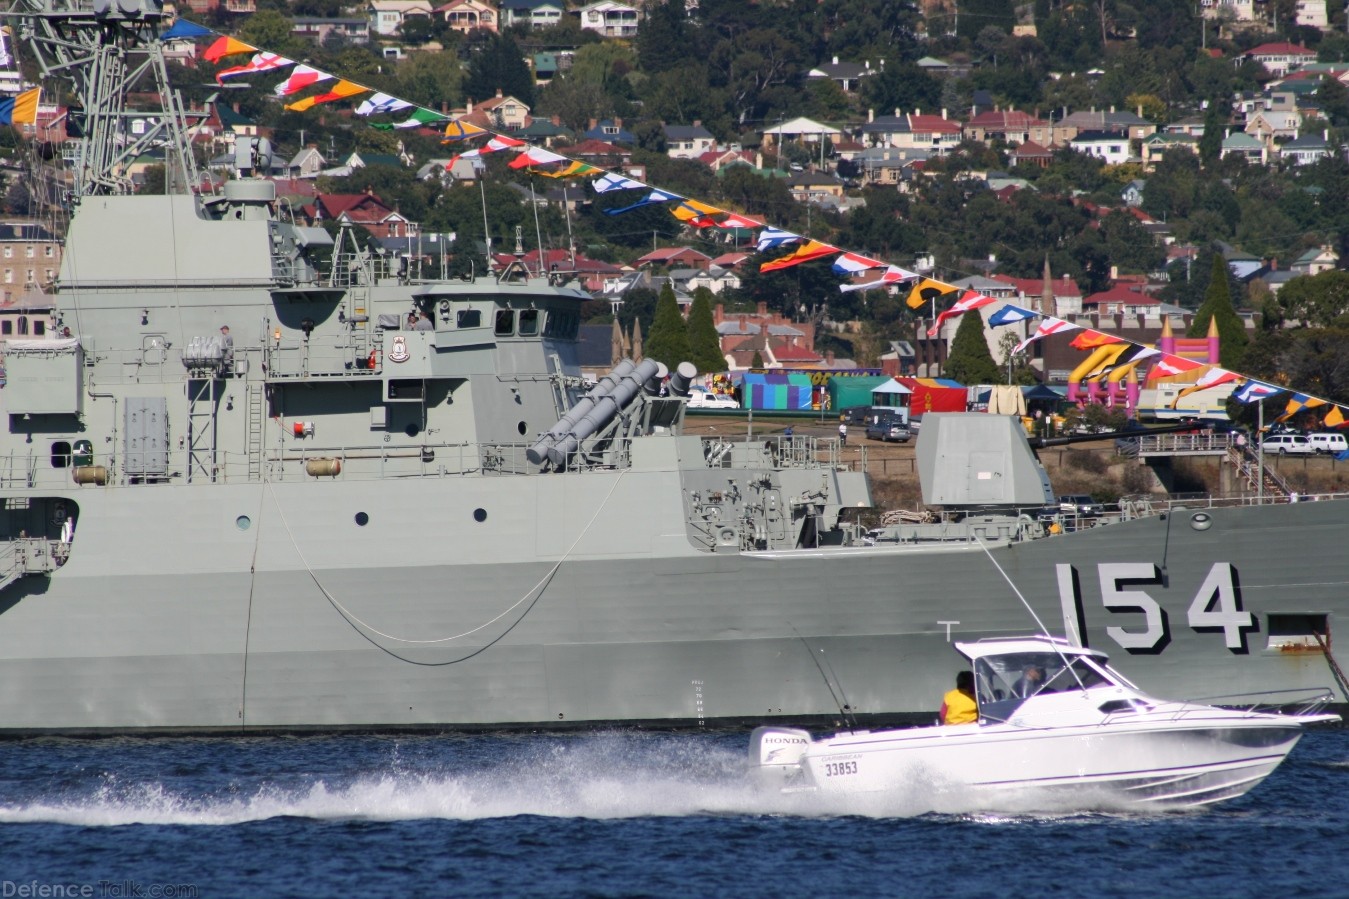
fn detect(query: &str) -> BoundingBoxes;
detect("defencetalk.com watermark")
[2,882,198,899]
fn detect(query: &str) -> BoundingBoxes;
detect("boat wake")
[0,734,1168,826]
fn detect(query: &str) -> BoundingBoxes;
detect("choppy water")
[0,729,1344,898]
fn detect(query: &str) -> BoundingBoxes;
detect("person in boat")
[414,311,435,332]
[1013,664,1046,698]
[939,670,978,725]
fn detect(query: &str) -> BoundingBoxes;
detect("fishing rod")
[792,625,858,732]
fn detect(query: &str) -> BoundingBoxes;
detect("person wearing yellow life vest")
[939,670,978,725]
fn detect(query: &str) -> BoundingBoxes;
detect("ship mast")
[8,0,198,200]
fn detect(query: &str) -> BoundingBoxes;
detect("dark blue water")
[0,729,1344,898]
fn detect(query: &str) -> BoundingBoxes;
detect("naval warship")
[0,0,1344,733]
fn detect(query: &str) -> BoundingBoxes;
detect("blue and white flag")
[987,304,1038,327]
[1231,380,1285,404]
[756,227,800,254]
[355,92,413,117]
[593,173,647,193]
[602,188,681,216]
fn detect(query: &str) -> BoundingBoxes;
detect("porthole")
[236,515,251,531]
[517,421,528,436]
[473,508,487,523]
[405,423,420,438]
[355,512,369,526]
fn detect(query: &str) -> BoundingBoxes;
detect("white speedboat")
[750,636,1338,808]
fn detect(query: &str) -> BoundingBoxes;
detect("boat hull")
[787,720,1307,808]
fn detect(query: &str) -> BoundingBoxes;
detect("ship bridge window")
[518,309,539,336]
[543,312,578,340]
[495,309,515,336]
[50,441,72,468]
[457,309,481,329]
[1,320,10,335]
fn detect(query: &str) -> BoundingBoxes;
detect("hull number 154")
[1057,562,1256,655]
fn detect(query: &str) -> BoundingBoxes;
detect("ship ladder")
[186,377,218,483]
[246,383,266,482]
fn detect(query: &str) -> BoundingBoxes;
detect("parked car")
[687,390,739,409]
[841,405,873,425]
[866,417,911,442]
[1261,434,1313,455]
[1308,432,1348,455]
[1058,494,1103,517]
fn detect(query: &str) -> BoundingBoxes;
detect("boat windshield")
[973,652,1113,708]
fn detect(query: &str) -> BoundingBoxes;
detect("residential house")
[760,116,842,150]
[962,108,1050,146]
[368,0,433,35]
[1010,140,1054,168]
[435,0,498,32]
[490,248,625,292]
[785,170,845,205]
[860,110,961,155]
[1290,245,1338,275]
[575,1,640,37]
[1246,42,1317,78]
[1121,179,1146,207]
[1141,132,1198,169]
[1217,242,1267,281]
[468,90,530,130]
[308,191,416,239]
[1081,284,1160,316]
[1278,130,1333,166]
[634,247,713,270]
[664,121,716,160]
[287,145,326,179]
[1070,130,1131,165]
[698,148,756,172]
[499,0,565,29]
[0,221,62,297]
[562,138,633,168]
[1056,108,1156,144]
[1200,0,1255,21]
[1296,0,1329,29]
[583,118,635,144]
[514,114,572,147]
[1245,106,1302,153]
[806,56,877,93]
[345,148,411,169]
[1221,130,1266,164]
[714,302,819,370]
[855,146,930,187]
[292,17,371,43]
[1164,115,1206,138]
[676,266,741,295]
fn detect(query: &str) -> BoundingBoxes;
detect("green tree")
[686,288,725,373]
[750,349,765,369]
[1268,269,1349,328]
[1188,252,1249,369]
[463,31,534,107]
[644,283,692,366]
[637,0,692,75]
[944,311,1001,385]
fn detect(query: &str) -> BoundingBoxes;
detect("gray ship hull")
[1,473,1343,733]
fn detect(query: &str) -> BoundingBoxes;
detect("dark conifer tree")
[1188,253,1249,369]
[686,289,725,373]
[943,311,1001,385]
[645,283,692,367]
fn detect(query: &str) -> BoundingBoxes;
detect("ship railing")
[702,434,833,470]
[263,338,381,379]
[1139,688,1337,721]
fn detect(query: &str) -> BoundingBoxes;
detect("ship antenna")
[479,177,492,269]
[528,176,544,275]
[974,537,1088,692]
[792,626,857,732]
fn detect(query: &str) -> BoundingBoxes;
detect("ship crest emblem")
[388,335,410,363]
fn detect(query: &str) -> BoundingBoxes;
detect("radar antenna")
[8,0,199,199]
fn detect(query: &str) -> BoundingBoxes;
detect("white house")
[1069,129,1131,164]
[368,0,433,35]
[575,1,639,37]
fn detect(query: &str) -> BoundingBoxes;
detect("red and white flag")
[217,52,294,84]
[274,65,332,96]
[1151,354,1206,378]
[1012,316,1077,353]
[928,291,997,336]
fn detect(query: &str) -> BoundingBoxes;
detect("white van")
[1308,432,1348,455]
[687,389,739,409]
[1261,434,1313,455]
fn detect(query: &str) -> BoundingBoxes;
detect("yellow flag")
[4,87,40,126]
[906,277,955,310]
[285,80,368,113]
